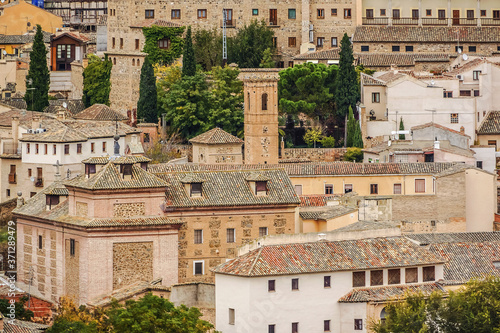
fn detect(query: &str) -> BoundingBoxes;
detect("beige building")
[0,1,63,35]
[189,127,243,164]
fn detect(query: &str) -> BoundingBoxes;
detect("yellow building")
[0,1,62,35]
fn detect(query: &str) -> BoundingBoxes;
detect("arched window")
[247,92,250,110]
[262,93,268,111]
[113,57,116,65]
[380,307,387,323]
[132,59,135,66]
[137,59,140,66]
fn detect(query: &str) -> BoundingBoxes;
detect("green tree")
[24,24,49,111]
[355,64,376,83]
[228,20,275,68]
[336,33,359,118]
[304,127,323,148]
[259,48,275,68]
[399,117,405,140]
[345,106,356,147]
[278,63,337,120]
[137,56,158,123]
[82,54,112,107]
[182,26,196,77]
[320,136,336,148]
[108,293,214,333]
[343,147,363,162]
[0,297,33,321]
[47,297,109,333]
[193,28,222,71]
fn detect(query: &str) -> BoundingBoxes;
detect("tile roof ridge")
[248,246,264,276]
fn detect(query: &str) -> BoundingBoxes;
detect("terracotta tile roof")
[61,120,141,138]
[353,26,500,43]
[361,73,387,86]
[477,111,500,134]
[88,279,170,307]
[299,206,357,220]
[82,155,151,165]
[65,162,167,190]
[406,232,500,245]
[131,19,182,28]
[373,71,406,84]
[444,58,486,76]
[21,126,87,143]
[1,99,27,109]
[43,183,68,196]
[0,31,52,44]
[74,104,128,121]
[334,221,399,232]
[149,162,460,176]
[244,172,270,181]
[338,283,445,303]
[159,169,300,209]
[358,53,450,67]
[299,194,339,207]
[85,216,181,227]
[52,32,89,43]
[293,48,340,60]
[213,237,445,276]
[189,127,243,145]
[4,318,49,333]
[43,99,86,115]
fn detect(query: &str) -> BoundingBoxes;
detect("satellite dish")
[457,48,462,54]
[30,176,35,182]
[462,54,469,61]
[62,102,67,108]
[2,50,6,55]
[430,79,435,85]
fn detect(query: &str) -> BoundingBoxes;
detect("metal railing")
[362,17,389,25]
[454,18,477,26]
[35,178,44,188]
[392,17,419,25]
[421,18,448,25]
[481,18,500,26]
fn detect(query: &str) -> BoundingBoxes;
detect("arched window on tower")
[262,93,268,110]
[248,92,250,110]
[132,59,135,66]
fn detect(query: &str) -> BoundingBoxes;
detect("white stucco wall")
[470,146,496,173]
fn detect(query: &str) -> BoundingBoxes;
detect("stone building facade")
[189,127,243,164]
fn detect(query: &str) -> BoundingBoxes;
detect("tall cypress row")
[336,33,359,118]
[182,26,196,77]
[25,25,49,111]
[137,56,158,123]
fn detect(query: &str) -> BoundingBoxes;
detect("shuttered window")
[415,179,425,193]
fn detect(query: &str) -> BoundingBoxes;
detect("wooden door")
[453,10,460,25]
[269,9,277,25]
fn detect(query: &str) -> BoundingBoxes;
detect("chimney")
[57,108,65,121]
[16,192,25,208]
[131,134,138,145]
[460,126,465,135]
[12,116,19,148]
[32,115,40,130]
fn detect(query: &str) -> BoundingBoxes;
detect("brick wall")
[65,238,79,301]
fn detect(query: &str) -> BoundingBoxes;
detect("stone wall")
[113,242,153,289]
[0,198,16,225]
[76,201,88,217]
[113,202,146,218]
[282,148,347,162]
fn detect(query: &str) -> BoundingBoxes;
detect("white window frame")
[193,260,204,275]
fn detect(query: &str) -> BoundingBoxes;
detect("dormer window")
[245,173,270,196]
[140,162,148,170]
[255,181,268,196]
[190,183,202,197]
[121,164,133,180]
[46,195,60,210]
[85,164,96,178]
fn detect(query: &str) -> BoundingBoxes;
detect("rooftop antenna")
[222,7,227,66]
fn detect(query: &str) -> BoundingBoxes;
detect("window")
[91,142,95,152]
[361,45,369,52]
[392,45,400,52]
[372,92,380,103]
[426,9,432,16]
[388,269,400,284]
[460,90,471,97]
[393,183,402,194]
[406,45,414,52]
[331,37,337,47]
[488,140,497,150]
[194,261,204,275]
[255,181,267,195]
[30,192,36,198]
[268,279,275,292]
[8,165,16,184]
[370,184,378,194]
[325,184,333,194]
[370,270,383,286]
[324,276,331,288]
[227,228,235,243]
[344,184,353,193]
[292,322,299,333]
[229,308,235,325]
[262,93,268,110]
[121,164,132,177]
[272,37,277,48]
[120,38,123,49]
[324,320,331,332]
[344,8,351,18]
[64,144,69,155]
[135,39,139,50]
[191,183,202,197]
[112,37,116,48]
[6,189,10,197]
[423,266,435,281]
[70,238,75,256]
[294,185,302,195]
[252,9,258,16]
[317,9,325,19]
[77,143,82,154]
[43,144,47,155]
[113,58,116,65]
[26,143,30,154]
[353,271,365,287]
[158,38,171,49]
[331,8,337,16]
[102,142,106,152]
[53,144,56,155]
[268,325,275,333]
[171,9,181,19]
[288,61,294,67]
[438,10,445,19]
[380,9,386,16]
[450,113,459,123]
[354,319,363,330]
[415,179,425,193]
[38,235,43,250]
[443,91,453,98]
[198,9,207,19]
[288,37,296,47]
[194,229,203,244]
[481,10,486,17]
[144,133,150,143]
[28,169,32,177]
[291,278,299,290]
[85,164,96,176]
[132,58,135,66]
[406,267,418,283]
[366,9,373,18]
[317,37,325,47]
[467,10,474,19]
[476,161,483,169]
[259,227,268,237]
[35,144,39,154]
[494,10,500,19]
[412,9,419,19]
[473,70,481,80]
[288,8,296,19]
[393,9,400,19]
[145,9,154,18]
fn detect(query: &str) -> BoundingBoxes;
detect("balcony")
[481,18,500,26]
[454,18,477,26]
[362,17,389,25]
[35,178,44,188]
[268,18,280,27]
[8,173,16,184]
[421,18,448,26]
[220,18,236,28]
[392,17,419,25]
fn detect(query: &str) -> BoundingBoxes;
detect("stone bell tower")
[238,69,280,165]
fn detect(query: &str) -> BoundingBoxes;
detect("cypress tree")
[182,26,196,77]
[353,121,364,148]
[336,33,359,118]
[399,117,405,140]
[137,56,158,123]
[346,106,356,147]
[25,25,49,111]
